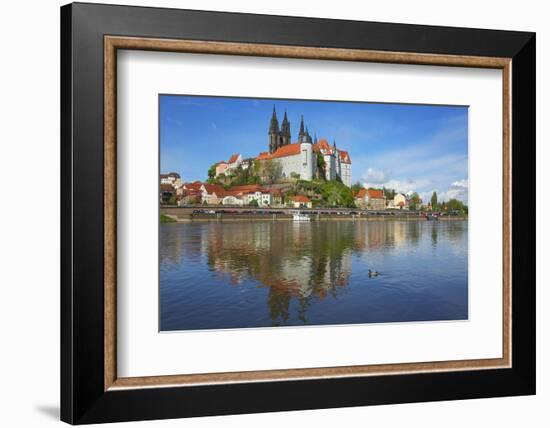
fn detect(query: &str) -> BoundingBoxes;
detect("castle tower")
[268,106,280,153]
[280,110,291,146]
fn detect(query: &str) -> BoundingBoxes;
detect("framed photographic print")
[61,2,535,424]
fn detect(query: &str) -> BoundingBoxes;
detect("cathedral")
[259,107,352,187]
[269,107,313,153]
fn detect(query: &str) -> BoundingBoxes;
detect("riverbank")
[160,209,466,223]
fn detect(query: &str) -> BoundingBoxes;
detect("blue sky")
[160,95,469,203]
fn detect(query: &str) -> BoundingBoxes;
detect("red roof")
[183,181,202,191]
[338,150,351,164]
[160,184,175,192]
[313,139,333,154]
[223,191,245,197]
[257,144,301,160]
[202,183,225,195]
[181,189,201,197]
[367,189,384,199]
[228,184,261,192]
[355,188,367,199]
[228,153,240,164]
[288,195,311,203]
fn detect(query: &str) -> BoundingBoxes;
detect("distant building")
[393,193,407,209]
[159,184,176,204]
[201,183,226,205]
[215,154,242,177]
[354,188,368,208]
[287,195,312,208]
[366,189,386,210]
[178,189,201,205]
[160,172,181,186]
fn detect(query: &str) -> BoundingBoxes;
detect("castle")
[259,107,352,187]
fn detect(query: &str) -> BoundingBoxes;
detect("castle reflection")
[160,220,439,325]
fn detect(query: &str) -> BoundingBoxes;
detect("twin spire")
[268,106,318,152]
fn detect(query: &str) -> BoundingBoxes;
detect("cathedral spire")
[268,106,281,154]
[280,109,291,146]
[269,105,279,133]
[314,131,317,144]
[298,115,306,143]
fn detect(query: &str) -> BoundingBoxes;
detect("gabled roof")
[228,153,240,164]
[257,143,302,160]
[183,181,202,191]
[313,139,333,155]
[228,184,264,193]
[202,183,225,195]
[367,189,385,199]
[338,150,351,164]
[160,184,175,192]
[288,195,311,203]
[355,188,367,199]
[181,189,201,197]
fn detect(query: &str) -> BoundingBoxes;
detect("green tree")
[316,152,326,179]
[208,163,217,179]
[351,181,363,194]
[383,187,396,200]
[430,191,438,209]
[262,159,283,184]
[446,198,468,214]
[248,199,259,207]
[409,192,421,211]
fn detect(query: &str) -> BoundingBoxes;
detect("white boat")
[292,211,311,221]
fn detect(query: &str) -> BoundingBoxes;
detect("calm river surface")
[160,220,468,331]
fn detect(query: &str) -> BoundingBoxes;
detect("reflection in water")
[160,220,468,331]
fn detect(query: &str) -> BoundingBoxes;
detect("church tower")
[298,115,306,144]
[280,110,291,146]
[268,106,280,153]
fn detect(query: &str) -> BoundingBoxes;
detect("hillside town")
[160,107,467,213]
[160,170,467,213]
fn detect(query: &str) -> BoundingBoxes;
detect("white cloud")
[364,168,387,184]
[437,179,469,203]
[451,179,468,188]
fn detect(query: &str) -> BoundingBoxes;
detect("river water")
[160,220,468,331]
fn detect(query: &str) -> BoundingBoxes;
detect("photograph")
[159,95,469,331]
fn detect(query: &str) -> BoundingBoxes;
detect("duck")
[368,269,379,277]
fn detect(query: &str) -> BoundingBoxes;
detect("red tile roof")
[367,189,385,199]
[313,139,333,154]
[355,188,367,199]
[202,183,225,195]
[160,184,175,192]
[257,143,301,160]
[288,195,311,203]
[338,150,351,164]
[181,189,201,196]
[183,181,202,191]
[228,153,240,164]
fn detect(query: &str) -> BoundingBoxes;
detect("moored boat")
[292,211,311,221]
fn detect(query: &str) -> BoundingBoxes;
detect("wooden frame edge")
[103,35,512,391]
[104,37,117,391]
